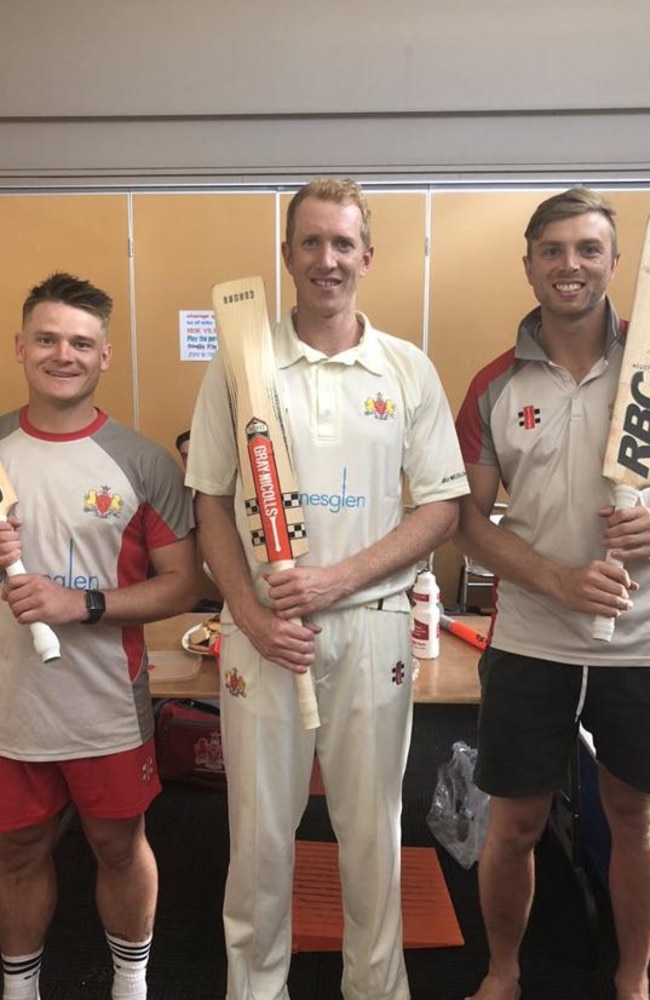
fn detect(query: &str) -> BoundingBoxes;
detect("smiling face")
[281,196,374,323]
[16,301,112,422]
[523,211,619,321]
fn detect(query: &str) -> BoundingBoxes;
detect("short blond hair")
[525,187,617,257]
[285,177,372,249]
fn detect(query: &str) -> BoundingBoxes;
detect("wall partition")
[2,184,648,602]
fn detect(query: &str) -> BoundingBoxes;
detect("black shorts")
[475,647,650,797]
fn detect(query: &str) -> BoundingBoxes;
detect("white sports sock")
[1,948,43,1000]
[105,931,152,1000]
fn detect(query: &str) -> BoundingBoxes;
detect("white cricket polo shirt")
[188,312,468,611]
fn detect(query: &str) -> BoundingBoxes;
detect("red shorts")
[0,738,162,833]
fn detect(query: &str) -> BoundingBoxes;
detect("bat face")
[0,463,18,519]
[602,219,650,491]
[212,276,309,566]
[605,367,650,487]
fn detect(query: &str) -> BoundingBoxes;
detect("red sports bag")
[154,699,226,790]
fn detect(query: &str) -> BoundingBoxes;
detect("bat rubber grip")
[295,669,320,730]
[5,559,61,663]
[592,485,639,643]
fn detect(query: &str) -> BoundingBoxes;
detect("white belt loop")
[574,665,589,722]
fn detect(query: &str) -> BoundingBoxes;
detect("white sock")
[105,931,152,1000]
[1,948,43,1000]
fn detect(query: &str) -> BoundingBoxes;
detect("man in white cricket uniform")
[187,178,468,1000]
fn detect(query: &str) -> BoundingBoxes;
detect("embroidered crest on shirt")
[364,392,396,420]
[225,668,247,698]
[84,486,124,518]
[518,405,540,430]
[392,660,406,685]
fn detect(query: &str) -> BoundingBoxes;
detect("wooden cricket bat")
[0,461,61,662]
[211,276,320,729]
[593,217,650,641]
[440,611,488,652]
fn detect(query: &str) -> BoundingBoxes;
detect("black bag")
[154,699,226,790]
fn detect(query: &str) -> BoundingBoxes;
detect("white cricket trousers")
[219,604,414,1000]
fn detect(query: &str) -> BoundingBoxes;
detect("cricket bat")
[0,461,61,663]
[440,611,488,652]
[211,276,320,729]
[593,217,650,641]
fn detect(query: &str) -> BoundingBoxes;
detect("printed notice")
[179,310,218,361]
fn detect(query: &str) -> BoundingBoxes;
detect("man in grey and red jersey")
[0,273,197,1000]
[456,188,650,1000]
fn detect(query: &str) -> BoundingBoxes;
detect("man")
[0,273,197,1000]
[455,188,650,1000]
[175,429,190,469]
[186,177,468,1000]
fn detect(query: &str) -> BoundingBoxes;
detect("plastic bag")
[426,741,490,869]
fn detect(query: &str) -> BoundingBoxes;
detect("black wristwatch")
[83,589,106,625]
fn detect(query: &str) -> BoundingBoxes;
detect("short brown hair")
[285,177,372,250]
[22,272,113,329]
[525,187,617,257]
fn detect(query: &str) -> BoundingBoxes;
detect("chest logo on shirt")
[364,392,396,420]
[518,405,541,430]
[392,660,406,686]
[84,486,124,519]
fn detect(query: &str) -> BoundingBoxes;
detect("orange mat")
[292,840,464,952]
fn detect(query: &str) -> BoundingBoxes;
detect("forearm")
[268,499,460,619]
[99,574,198,625]
[334,499,460,599]
[4,536,199,627]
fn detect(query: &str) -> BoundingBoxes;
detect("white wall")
[2,0,650,185]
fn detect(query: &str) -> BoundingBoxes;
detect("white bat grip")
[271,559,320,730]
[5,559,61,663]
[592,484,640,642]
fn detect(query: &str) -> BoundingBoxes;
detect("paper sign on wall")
[179,310,218,361]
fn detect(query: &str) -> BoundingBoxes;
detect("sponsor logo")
[84,486,124,519]
[518,404,540,429]
[141,756,155,783]
[45,538,100,590]
[222,289,255,304]
[617,369,650,480]
[299,467,366,514]
[364,392,396,420]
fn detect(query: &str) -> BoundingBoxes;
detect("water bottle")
[411,567,440,658]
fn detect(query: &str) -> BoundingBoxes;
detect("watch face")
[85,590,106,623]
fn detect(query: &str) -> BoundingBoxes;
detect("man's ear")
[281,241,293,274]
[360,245,374,277]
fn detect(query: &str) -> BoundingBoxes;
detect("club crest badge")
[364,392,396,420]
[225,668,247,698]
[84,486,124,518]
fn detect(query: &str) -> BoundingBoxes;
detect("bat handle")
[285,612,319,730]
[5,559,61,663]
[592,484,639,643]
[294,664,320,731]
